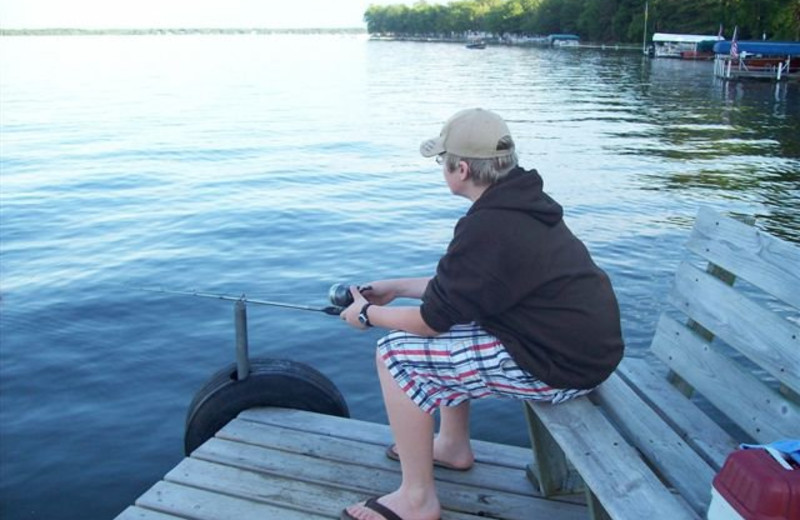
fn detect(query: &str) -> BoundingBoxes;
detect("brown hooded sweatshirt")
[421,167,624,389]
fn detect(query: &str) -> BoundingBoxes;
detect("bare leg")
[343,350,441,520]
[435,401,474,469]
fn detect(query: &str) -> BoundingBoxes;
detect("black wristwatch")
[358,303,373,327]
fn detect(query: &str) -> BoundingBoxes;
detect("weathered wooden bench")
[523,206,800,519]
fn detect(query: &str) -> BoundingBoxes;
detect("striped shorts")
[377,323,593,415]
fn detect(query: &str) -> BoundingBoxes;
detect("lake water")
[1,34,798,519]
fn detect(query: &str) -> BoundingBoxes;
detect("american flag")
[730,26,739,59]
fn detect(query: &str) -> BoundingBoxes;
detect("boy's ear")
[457,160,470,181]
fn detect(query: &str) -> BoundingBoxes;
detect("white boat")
[652,32,723,58]
[548,34,580,47]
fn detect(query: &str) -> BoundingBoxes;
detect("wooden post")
[234,300,250,381]
[522,402,582,497]
[586,489,613,520]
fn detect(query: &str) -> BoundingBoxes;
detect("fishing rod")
[120,283,368,382]
[127,283,370,381]
[131,285,353,316]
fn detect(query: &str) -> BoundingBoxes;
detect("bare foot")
[433,436,474,470]
[386,441,474,471]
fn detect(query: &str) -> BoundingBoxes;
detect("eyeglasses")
[435,154,445,165]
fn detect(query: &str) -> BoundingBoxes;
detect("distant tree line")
[364,0,800,42]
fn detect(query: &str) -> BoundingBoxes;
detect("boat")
[713,40,800,80]
[652,32,724,58]
[466,40,486,49]
[548,34,580,47]
[680,39,717,60]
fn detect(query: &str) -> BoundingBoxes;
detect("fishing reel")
[328,283,371,308]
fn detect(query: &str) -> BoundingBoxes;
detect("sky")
[0,0,446,29]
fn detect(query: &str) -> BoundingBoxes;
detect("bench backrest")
[651,207,800,444]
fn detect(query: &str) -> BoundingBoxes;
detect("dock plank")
[167,457,490,520]
[115,507,185,520]
[238,407,534,469]
[118,408,587,520]
[166,458,363,515]
[195,436,583,519]
[135,480,329,520]
[218,415,541,497]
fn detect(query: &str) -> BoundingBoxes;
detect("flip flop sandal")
[340,496,405,520]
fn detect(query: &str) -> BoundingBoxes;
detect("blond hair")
[443,136,518,186]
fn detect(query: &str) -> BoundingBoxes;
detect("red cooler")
[709,448,800,520]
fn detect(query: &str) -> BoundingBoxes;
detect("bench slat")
[650,315,800,443]
[616,358,737,470]
[688,206,800,310]
[669,261,800,395]
[526,399,697,520]
[590,374,716,513]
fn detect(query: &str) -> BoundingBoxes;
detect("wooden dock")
[115,407,587,520]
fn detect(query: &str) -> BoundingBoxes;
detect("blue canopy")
[713,41,800,56]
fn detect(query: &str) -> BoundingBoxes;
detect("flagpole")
[642,1,649,55]
[727,25,739,79]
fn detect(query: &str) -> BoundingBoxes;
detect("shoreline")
[370,34,642,51]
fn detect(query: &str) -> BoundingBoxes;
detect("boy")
[340,108,624,520]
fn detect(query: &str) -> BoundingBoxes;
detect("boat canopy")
[653,33,723,43]
[713,41,800,56]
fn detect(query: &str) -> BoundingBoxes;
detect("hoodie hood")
[468,167,563,226]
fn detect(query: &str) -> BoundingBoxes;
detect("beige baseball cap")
[420,108,514,159]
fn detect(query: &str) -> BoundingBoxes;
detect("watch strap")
[359,303,373,327]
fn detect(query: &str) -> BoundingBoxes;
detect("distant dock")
[713,40,800,81]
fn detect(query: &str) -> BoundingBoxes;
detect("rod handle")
[322,305,345,316]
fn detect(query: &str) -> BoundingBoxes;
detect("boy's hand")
[340,286,370,330]
[359,281,397,306]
